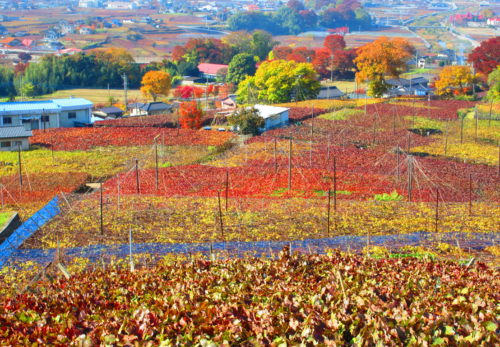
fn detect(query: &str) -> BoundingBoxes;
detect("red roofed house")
[21,39,33,48]
[197,63,228,81]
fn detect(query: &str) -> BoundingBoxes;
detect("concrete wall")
[0,213,21,245]
[59,108,91,127]
[0,137,29,151]
[264,111,289,130]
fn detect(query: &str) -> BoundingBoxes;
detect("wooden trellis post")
[288,136,292,190]
[135,159,140,194]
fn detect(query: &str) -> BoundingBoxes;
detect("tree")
[0,65,15,97]
[140,70,172,101]
[323,34,346,54]
[486,67,500,101]
[274,7,305,35]
[237,59,320,103]
[468,37,500,76]
[227,53,257,85]
[17,52,32,62]
[434,66,474,97]
[228,107,265,135]
[179,101,203,129]
[287,0,306,11]
[354,37,415,96]
[251,30,278,61]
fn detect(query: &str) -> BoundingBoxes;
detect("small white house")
[0,126,32,151]
[252,104,289,131]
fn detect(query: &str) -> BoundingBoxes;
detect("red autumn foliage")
[468,36,500,76]
[30,127,234,150]
[179,101,203,129]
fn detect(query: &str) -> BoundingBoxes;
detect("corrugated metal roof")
[0,101,60,115]
[52,98,93,111]
[252,105,289,120]
[0,126,33,139]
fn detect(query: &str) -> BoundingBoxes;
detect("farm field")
[3,98,496,253]
[0,96,498,345]
[37,88,145,105]
[0,251,498,345]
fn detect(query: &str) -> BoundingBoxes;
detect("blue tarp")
[0,196,60,268]
[6,231,499,266]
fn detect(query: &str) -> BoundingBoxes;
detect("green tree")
[237,59,320,103]
[227,53,257,86]
[250,30,278,61]
[228,107,265,135]
[486,67,500,101]
[0,66,15,97]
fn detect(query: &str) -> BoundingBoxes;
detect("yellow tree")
[354,37,415,96]
[140,70,172,101]
[434,66,474,97]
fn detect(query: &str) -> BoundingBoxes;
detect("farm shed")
[252,104,289,131]
[0,126,32,151]
[317,86,345,99]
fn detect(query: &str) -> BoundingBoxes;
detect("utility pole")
[122,73,128,112]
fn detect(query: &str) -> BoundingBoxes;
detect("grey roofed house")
[93,106,124,118]
[0,126,32,151]
[317,86,345,99]
[129,102,173,116]
[385,77,431,96]
[386,77,429,88]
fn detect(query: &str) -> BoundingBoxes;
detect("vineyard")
[0,97,498,344]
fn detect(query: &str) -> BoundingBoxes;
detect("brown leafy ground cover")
[0,250,498,345]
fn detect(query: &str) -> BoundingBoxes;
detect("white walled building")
[0,98,93,130]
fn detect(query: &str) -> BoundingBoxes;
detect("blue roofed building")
[0,98,93,130]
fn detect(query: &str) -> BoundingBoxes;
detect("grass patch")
[319,108,363,121]
[315,190,352,196]
[0,212,12,227]
[404,116,445,131]
[373,191,404,202]
[34,88,146,105]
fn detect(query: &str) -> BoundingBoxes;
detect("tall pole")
[475,107,478,142]
[225,170,229,211]
[217,191,224,238]
[155,144,159,191]
[396,145,400,182]
[18,144,22,188]
[122,73,128,112]
[100,183,104,235]
[434,189,439,233]
[135,159,140,194]
[469,173,473,216]
[333,156,337,211]
[407,156,413,202]
[327,189,331,236]
[288,136,292,190]
[274,138,278,173]
[407,131,411,153]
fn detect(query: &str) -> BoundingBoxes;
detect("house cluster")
[78,0,153,9]
[449,12,499,28]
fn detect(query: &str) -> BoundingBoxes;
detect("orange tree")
[140,70,172,101]
[179,101,203,129]
[434,66,474,97]
[354,37,415,97]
